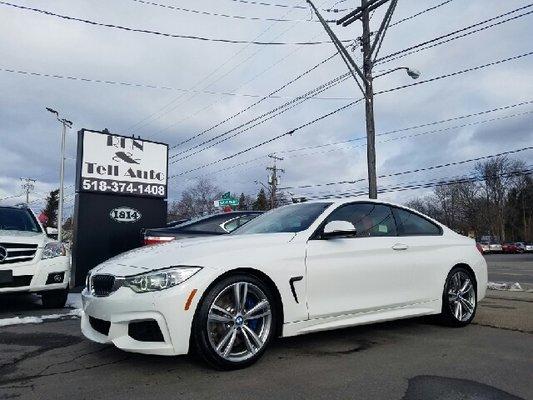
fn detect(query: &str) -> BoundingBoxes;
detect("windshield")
[233,202,332,234]
[0,207,41,232]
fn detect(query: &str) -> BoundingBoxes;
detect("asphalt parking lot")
[0,254,532,400]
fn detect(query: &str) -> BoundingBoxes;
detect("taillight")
[476,243,484,254]
[144,236,175,246]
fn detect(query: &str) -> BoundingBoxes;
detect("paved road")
[0,254,532,400]
[485,253,533,286]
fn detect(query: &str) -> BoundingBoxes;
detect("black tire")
[41,288,69,309]
[440,267,477,327]
[192,274,277,370]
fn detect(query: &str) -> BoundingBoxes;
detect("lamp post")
[46,107,72,243]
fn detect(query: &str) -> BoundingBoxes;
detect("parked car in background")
[143,211,262,245]
[0,205,70,307]
[478,242,490,253]
[488,242,502,253]
[502,243,523,254]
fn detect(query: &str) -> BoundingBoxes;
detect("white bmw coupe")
[81,199,487,369]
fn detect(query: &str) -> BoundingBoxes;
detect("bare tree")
[167,179,222,220]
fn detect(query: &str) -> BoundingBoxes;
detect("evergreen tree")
[237,193,246,210]
[42,189,59,227]
[253,188,268,211]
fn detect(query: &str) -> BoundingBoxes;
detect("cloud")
[0,0,532,213]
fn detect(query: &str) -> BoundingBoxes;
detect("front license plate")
[0,270,13,284]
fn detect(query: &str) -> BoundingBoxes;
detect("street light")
[46,107,73,243]
[374,66,421,80]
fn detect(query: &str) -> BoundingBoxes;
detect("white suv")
[0,205,70,308]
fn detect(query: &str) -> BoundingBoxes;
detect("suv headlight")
[42,242,66,259]
[123,267,201,293]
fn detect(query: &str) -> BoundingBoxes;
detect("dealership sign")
[77,130,168,198]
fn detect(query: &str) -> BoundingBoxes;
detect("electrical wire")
[168,50,532,177]
[169,72,352,162]
[224,0,308,9]
[129,0,315,23]
[280,146,533,190]
[0,65,351,99]
[168,52,339,151]
[0,1,350,45]
[376,3,533,63]
[388,0,455,27]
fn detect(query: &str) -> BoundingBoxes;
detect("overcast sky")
[1,0,532,216]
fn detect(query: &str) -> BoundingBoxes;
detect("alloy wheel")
[206,282,272,362]
[447,271,476,322]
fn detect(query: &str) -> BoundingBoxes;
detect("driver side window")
[326,203,397,237]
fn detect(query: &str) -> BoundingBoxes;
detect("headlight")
[123,267,201,293]
[42,242,66,259]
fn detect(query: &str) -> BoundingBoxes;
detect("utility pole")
[20,177,36,204]
[46,107,73,243]
[307,0,410,199]
[266,154,285,209]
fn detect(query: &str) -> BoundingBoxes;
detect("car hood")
[92,233,297,276]
[0,230,46,246]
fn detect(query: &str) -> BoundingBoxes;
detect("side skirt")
[282,299,440,337]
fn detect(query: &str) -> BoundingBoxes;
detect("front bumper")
[0,255,70,294]
[81,282,202,356]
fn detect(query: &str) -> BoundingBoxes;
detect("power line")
[224,0,308,9]
[274,100,533,157]
[0,64,354,100]
[376,4,533,63]
[129,7,318,133]
[168,52,339,151]
[165,0,487,156]
[129,0,315,22]
[388,0,455,27]
[375,51,533,96]
[281,146,533,190]
[168,50,532,176]
[169,72,352,163]
[125,4,304,132]
[0,1,350,45]
[300,166,533,200]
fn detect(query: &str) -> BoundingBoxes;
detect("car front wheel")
[440,267,477,326]
[192,275,276,370]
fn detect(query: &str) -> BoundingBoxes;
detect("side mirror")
[322,221,357,239]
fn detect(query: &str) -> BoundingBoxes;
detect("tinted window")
[325,203,397,237]
[222,215,256,233]
[234,203,332,234]
[0,208,41,232]
[185,215,229,233]
[393,207,441,236]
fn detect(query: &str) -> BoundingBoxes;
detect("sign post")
[71,129,168,287]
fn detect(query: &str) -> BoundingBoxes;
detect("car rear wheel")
[192,275,276,370]
[440,267,477,326]
[41,288,69,309]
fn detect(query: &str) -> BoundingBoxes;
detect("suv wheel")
[42,288,69,309]
[192,275,277,370]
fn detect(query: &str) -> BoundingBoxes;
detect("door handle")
[392,243,409,251]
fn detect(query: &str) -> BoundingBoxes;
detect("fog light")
[46,272,65,284]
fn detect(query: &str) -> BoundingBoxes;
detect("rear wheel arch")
[449,263,477,290]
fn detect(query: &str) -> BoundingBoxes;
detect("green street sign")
[221,192,231,199]
[218,198,239,206]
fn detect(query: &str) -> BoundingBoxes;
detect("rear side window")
[183,216,228,234]
[326,203,397,237]
[392,207,442,236]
